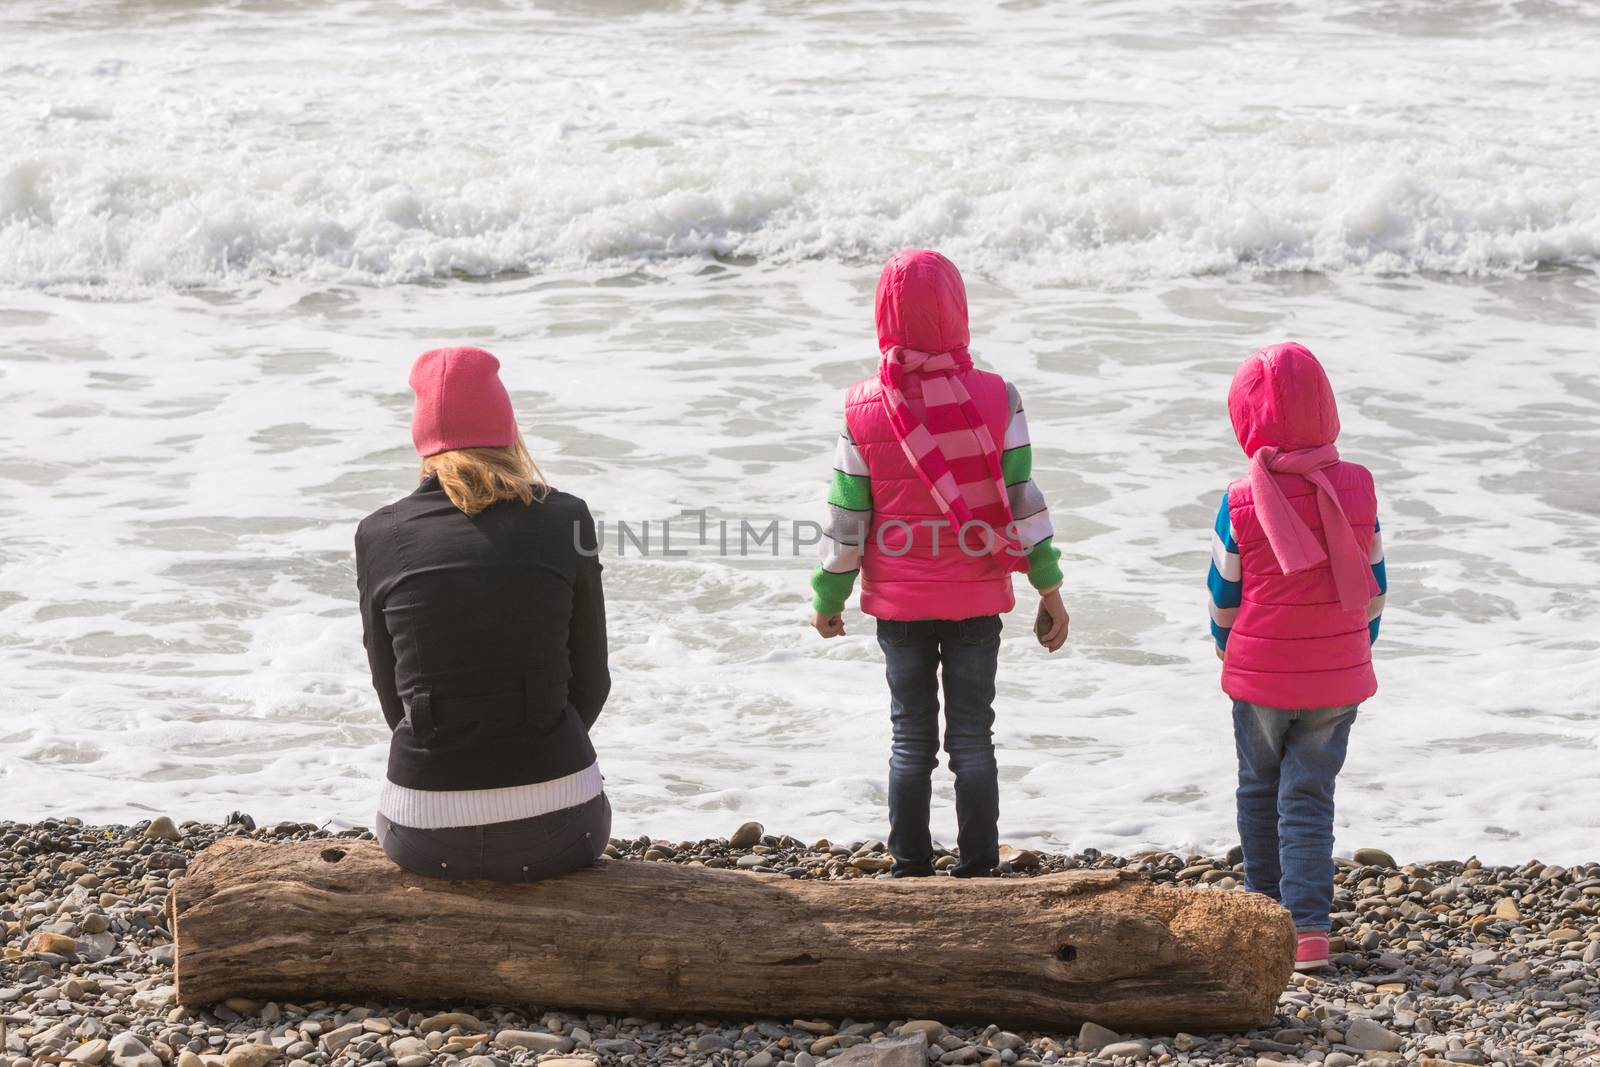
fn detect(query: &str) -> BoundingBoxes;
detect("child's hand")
[812,611,846,639]
[1035,587,1069,652]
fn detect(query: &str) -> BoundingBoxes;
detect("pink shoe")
[1296,931,1330,971]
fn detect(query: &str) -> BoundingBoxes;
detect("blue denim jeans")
[1232,700,1358,931]
[877,616,1002,878]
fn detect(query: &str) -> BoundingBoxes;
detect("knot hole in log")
[1055,944,1078,962]
[320,848,347,864]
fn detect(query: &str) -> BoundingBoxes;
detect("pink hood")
[875,249,970,355]
[1228,342,1340,457]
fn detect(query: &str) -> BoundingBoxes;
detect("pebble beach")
[3,818,1597,1067]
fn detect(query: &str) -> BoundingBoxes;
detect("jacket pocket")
[403,686,438,746]
[523,668,572,734]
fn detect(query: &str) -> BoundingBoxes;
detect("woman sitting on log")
[354,346,611,881]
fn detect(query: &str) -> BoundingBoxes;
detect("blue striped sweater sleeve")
[1207,492,1241,651]
[1368,517,1387,644]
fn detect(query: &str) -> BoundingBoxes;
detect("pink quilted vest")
[846,370,1016,621]
[1222,463,1379,708]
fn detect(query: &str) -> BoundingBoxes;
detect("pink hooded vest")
[845,253,1016,621]
[1222,346,1379,709]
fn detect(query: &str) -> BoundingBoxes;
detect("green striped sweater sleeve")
[810,423,872,614]
[1002,381,1064,591]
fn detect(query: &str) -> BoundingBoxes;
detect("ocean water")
[1,1,1597,863]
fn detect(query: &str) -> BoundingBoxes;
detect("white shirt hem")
[378,760,604,830]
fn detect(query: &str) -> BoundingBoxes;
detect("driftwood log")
[168,839,1293,1032]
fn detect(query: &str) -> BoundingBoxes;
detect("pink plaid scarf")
[878,345,1025,569]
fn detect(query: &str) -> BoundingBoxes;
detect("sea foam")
[2,1,1597,291]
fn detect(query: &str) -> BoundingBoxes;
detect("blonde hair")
[420,433,550,516]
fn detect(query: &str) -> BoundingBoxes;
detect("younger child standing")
[810,249,1068,879]
[1207,342,1388,970]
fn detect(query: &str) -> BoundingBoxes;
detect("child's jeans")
[1232,700,1358,931]
[876,616,1002,877]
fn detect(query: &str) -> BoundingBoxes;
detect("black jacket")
[355,475,609,791]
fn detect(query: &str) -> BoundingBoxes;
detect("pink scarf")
[1249,444,1379,613]
[878,345,1024,569]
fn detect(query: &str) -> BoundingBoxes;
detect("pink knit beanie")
[408,347,518,457]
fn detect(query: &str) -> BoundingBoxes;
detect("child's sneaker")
[1295,931,1330,971]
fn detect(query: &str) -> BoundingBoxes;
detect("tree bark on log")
[168,839,1293,1032]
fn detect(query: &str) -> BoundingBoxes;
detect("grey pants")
[375,792,611,883]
